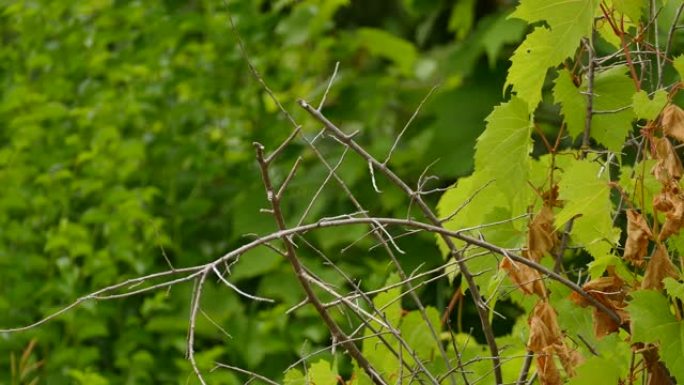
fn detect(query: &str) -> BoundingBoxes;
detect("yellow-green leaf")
[632,89,668,120]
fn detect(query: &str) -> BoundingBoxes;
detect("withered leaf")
[500,257,546,297]
[528,301,562,352]
[555,342,583,377]
[643,348,673,385]
[528,203,558,262]
[651,137,683,183]
[570,276,628,338]
[528,301,583,383]
[642,244,680,290]
[623,209,652,267]
[591,308,622,338]
[654,183,684,241]
[537,349,562,385]
[662,104,684,142]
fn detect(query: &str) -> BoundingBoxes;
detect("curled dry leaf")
[528,301,563,352]
[651,137,683,183]
[642,348,673,385]
[528,203,558,262]
[570,276,629,338]
[537,348,562,385]
[623,209,652,267]
[653,182,684,241]
[641,244,679,290]
[527,300,581,384]
[662,104,684,142]
[500,256,546,297]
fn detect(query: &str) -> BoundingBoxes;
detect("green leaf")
[356,28,417,76]
[587,66,635,152]
[674,54,684,80]
[619,159,660,216]
[284,368,306,385]
[511,0,599,31]
[308,360,338,385]
[480,13,527,68]
[664,277,684,302]
[362,274,401,381]
[612,0,644,22]
[632,89,668,120]
[554,68,586,139]
[567,356,623,384]
[506,27,568,110]
[474,96,532,210]
[507,0,600,109]
[399,307,441,363]
[448,0,476,40]
[435,175,525,286]
[628,290,684,383]
[436,175,507,255]
[555,159,620,259]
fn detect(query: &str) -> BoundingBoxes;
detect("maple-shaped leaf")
[641,244,680,290]
[662,104,684,142]
[554,66,635,152]
[623,209,652,267]
[554,68,585,139]
[507,0,599,109]
[588,66,636,153]
[474,96,532,211]
[437,175,508,254]
[308,360,338,385]
[555,160,620,259]
[632,89,668,121]
[628,290,684,383]
[437,175,526,293]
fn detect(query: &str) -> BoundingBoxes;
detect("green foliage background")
[0,0,572,383]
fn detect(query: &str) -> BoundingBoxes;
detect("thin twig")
[253,142,389,385]
[660,2,684,88]
[383,84,439,165]
[299,99,504,384]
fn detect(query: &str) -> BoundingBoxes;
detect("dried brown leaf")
[528,203,558,262]
[662,104,684,142]
[528,301,563,352]
[528,301,583,382]
[642,244,680,290]
[500,257,546,297]
[652,137,683,183]
[537,349,562,385]
[643,348,673,385]
[623,210,652,267]
[652,182,684,241]
[555,342,584,377]
[660,198,684,241]
[591,308,622,338]
[570,276,628,338]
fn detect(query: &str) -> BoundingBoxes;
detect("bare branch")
[298,98,505,384]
